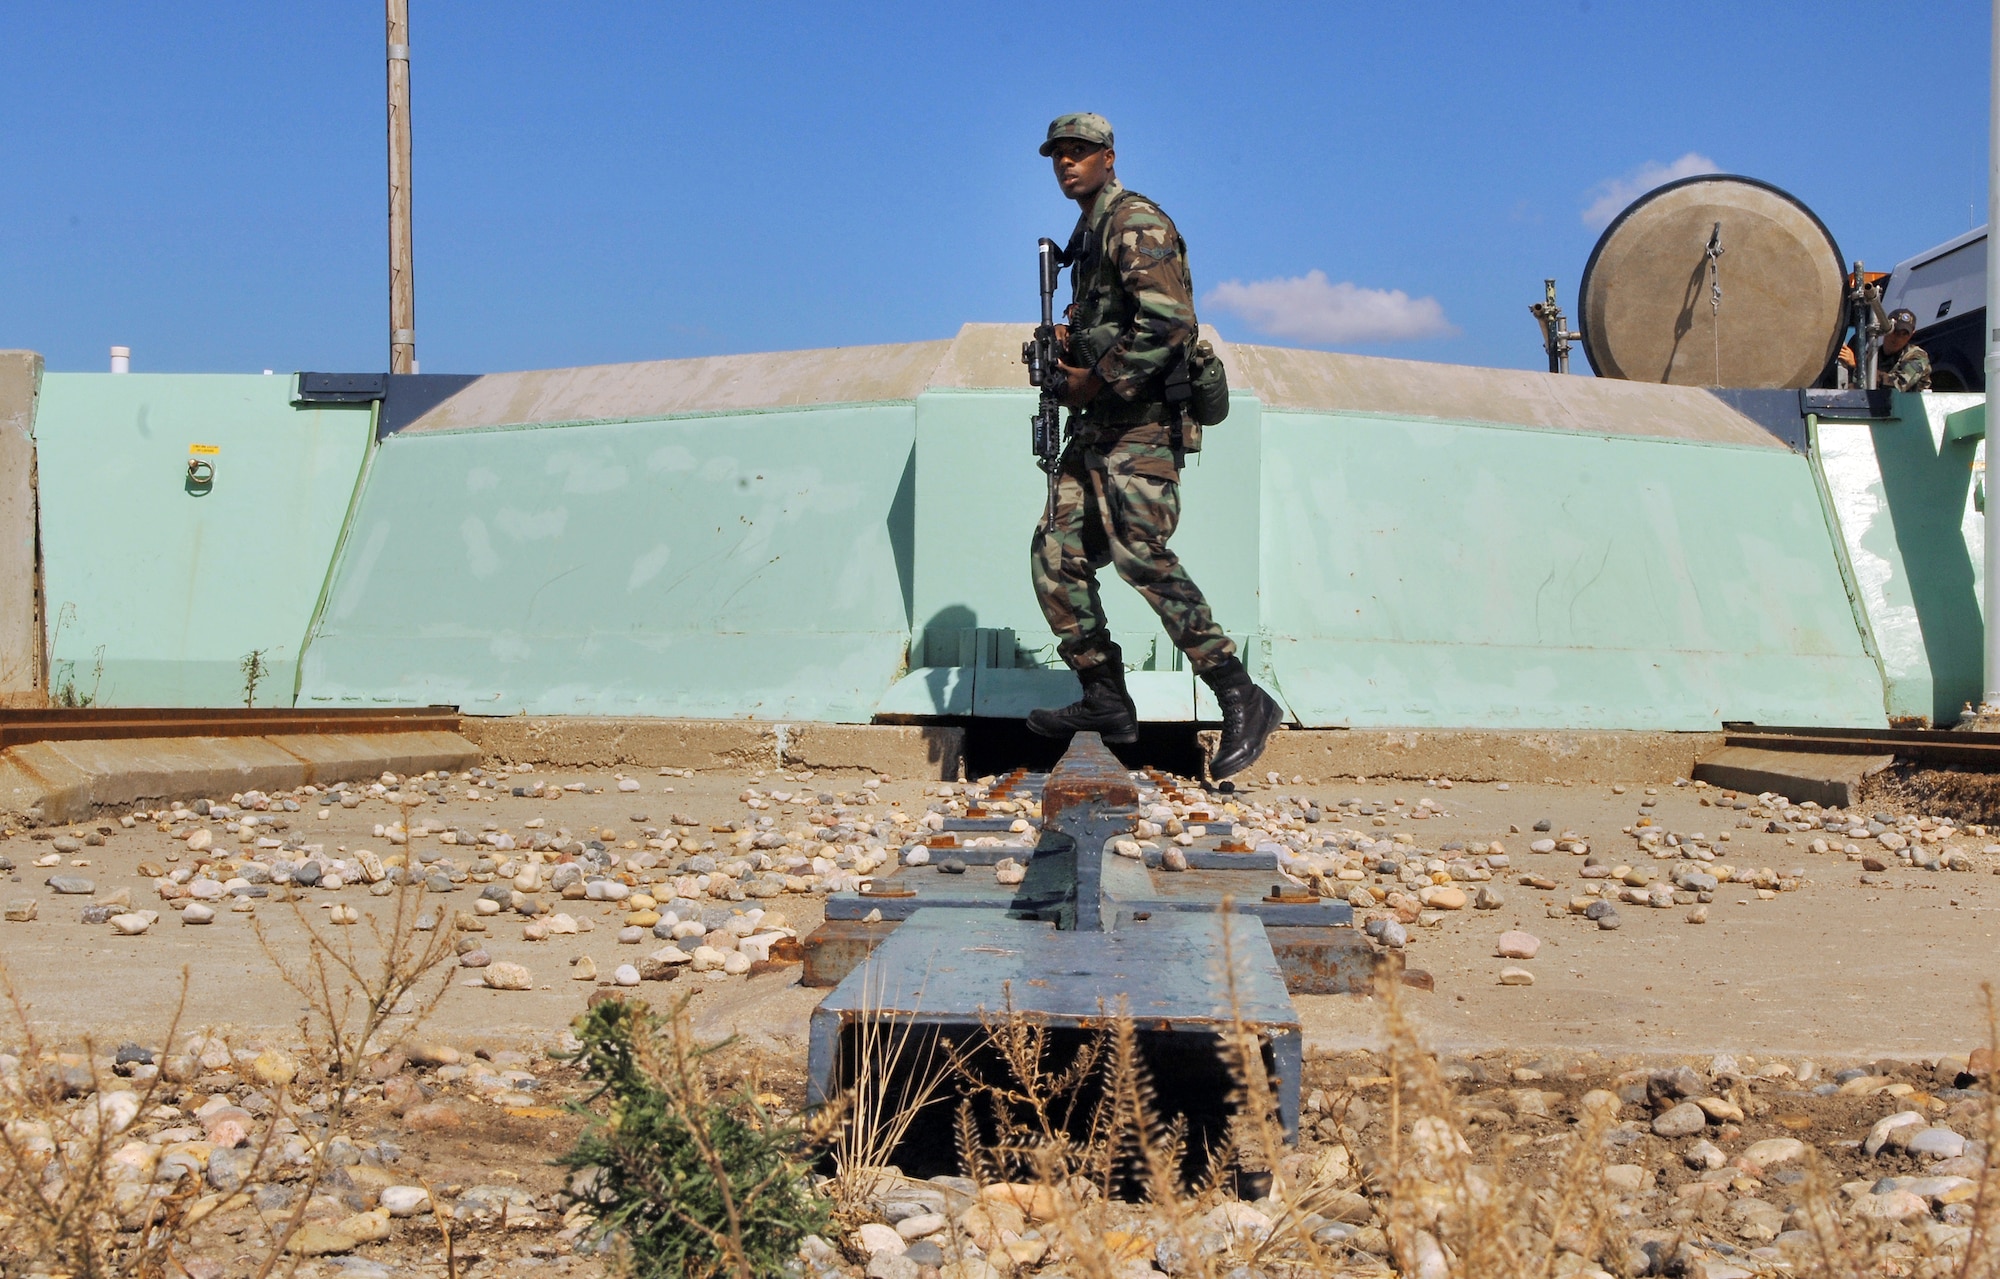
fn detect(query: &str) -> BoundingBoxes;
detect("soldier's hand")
[1055,362,1101,409]
[1836,344,1855,369]
[1054,323,1070,348]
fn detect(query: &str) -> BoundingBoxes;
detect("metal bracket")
[1801,387,1896,420]
[294,372,389,404]
[1946,404,1986,442]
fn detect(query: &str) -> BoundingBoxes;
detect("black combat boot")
[1202,657,1283,780]
[1026,656,1138,745]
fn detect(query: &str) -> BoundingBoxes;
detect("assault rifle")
[1023,236,1066,527]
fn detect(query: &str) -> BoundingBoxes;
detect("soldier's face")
[1885,328,1913,353]
[1051,141,1113,201]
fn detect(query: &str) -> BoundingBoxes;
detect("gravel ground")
[12,1003,1997,1279]
[6,756,2000,1277]
[3,760,1998,1056]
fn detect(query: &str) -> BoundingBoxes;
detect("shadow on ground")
[959,719,1210,781]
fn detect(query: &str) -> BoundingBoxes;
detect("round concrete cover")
[1579,175,1846,388]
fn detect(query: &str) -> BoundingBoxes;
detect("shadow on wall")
[1873,421,1982,723]
[916,601,977,684]
[888,445,916,627]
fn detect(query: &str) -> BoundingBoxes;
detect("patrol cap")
[1039,112,1113,156]
[1889,307,1918,333]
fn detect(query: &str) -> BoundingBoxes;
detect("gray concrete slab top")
[0,730,479,822]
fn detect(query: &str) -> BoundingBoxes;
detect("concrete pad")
[457,716,963,779]
[1692,745,1896,808]
[1258,729,1723,785]
[402,323,1800,447]
[402,340,955,431]
[0,742,90,821]
[783,722,964,778]
[1228,341,1790,447]
[0,730,482,822]
[34,736,311,812]
[265,731,479,782]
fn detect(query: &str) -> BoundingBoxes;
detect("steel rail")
[1722,722,2000,767]
[0,705,459,749]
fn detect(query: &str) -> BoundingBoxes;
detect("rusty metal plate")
[800,918,900,988]
[1265,926,1385,994]
[1040,732,1137,819]
[1265,929,1433,995]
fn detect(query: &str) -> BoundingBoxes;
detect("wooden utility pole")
[387,0,415,373]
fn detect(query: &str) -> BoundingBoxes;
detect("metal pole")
[387,0,415,374]
[1860,262,1881,392]
[1985,0,2000,708]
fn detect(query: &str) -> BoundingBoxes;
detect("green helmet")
[1039,112,1113,156]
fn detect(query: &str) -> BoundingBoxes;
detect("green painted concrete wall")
[1815,392,1987,725]
[882,388,1266,722]
[298,406,916,721]
[881,392,1886,729]
[27,351,1930,731]
[1258,410,1886,729]
[33,374,373,707]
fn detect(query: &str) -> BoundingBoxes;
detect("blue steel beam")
[805,733,1348,1157]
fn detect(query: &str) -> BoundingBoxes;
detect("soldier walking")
[1025,112,1282,781]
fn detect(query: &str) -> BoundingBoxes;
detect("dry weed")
[0,838,457,1277]
[0,966,191,1278]
[824,965,953,1218]
[247,866,457,1270]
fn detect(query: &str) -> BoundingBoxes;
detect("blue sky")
[2,2,1991,374]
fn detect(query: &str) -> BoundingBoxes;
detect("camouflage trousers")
[1029,451,1235,675]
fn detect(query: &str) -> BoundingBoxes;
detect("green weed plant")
[562,996,827,1279]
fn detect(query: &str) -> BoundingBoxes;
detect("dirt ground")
[1,763,1994,1071]
[0,764,852,1054]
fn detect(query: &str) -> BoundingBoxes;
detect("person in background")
[1838,308,1932,391]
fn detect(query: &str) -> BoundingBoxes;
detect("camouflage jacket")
[1881,342,1932,392]
[1062,178,1197,480]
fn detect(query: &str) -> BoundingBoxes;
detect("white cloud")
[1203,270,1457,345]
[1581,152,1718,228]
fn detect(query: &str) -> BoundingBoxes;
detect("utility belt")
[1075,397,1177,429]
[1068,321,1228,452]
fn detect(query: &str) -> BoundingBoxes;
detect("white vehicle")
[1880,225,1986,390]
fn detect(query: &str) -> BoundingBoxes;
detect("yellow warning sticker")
[188,444,220,455]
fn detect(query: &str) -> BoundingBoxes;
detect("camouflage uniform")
[1029,177,1235,675]
[1881,342,1932,392]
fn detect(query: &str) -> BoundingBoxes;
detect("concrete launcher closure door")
[1577,174,1850,389]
